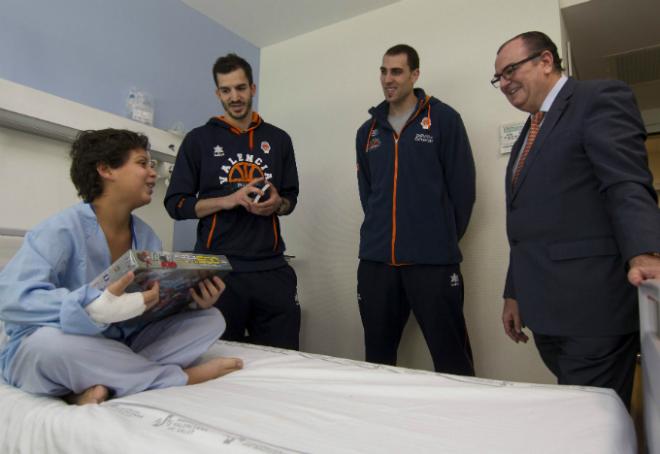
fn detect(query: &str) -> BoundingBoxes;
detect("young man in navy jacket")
[355,44,476,375]
[165,54,300,350]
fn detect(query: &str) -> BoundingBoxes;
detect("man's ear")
[411,68,420,84]
[97,163,114,180]
[540,50,555,74]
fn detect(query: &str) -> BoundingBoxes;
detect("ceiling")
[182,0,401,48]
[561,0,660,81]
[182,0,660,110]
[184,0,660,80]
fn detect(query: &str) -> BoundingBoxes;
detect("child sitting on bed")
[0,129,242,405]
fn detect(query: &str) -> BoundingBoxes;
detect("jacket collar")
[369,88,432,128]
[209,112,263,135]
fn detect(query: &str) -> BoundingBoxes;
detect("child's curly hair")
[69,129,149,202]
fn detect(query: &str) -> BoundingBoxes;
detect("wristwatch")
[276,198,290,216]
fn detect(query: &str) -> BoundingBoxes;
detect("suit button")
[511,239,519,246]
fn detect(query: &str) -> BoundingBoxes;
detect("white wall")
[259,0,561,383]
[0,126,173,250]
[634,80,660,112]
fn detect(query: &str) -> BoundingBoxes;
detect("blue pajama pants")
[5,308,225,398]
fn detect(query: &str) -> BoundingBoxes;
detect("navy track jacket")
[164,113,299,272]
[356,88,476,265]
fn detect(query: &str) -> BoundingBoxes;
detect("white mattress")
[0,341,635,454]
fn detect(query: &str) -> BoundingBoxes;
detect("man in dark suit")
[493,31,660,407]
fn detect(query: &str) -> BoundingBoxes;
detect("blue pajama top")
[0,202,161,379]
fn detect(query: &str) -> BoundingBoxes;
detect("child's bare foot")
[185,357,243,385]
[64,384,109,405]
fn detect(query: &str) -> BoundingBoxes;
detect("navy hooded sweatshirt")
[165,113,299,272]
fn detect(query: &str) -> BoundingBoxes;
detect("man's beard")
[223,97,253,121]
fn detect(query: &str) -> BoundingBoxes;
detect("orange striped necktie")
[512,111,545,186]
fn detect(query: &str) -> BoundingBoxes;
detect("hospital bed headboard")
[0,227,25,270]
[639,280,660,454]
[0,227,25,271]
[0,227,25,347]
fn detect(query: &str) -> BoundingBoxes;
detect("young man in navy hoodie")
[355,44,476,375]
[165,54,300,350]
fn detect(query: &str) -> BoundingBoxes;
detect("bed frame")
[639,280,660,453]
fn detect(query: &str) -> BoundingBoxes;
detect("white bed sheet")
[0,341,635,454]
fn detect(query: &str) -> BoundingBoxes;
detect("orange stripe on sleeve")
[272,215,279,251]
[206,213,218,249]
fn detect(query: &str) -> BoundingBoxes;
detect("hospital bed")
[0,229,639,454]
[639,280,660,454]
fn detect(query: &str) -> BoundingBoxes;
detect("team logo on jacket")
[450,273,460,287]
[217,153,272,185]
[421,117,431,130]
[367,137,381,151]
[213,145,225,157]
[414,133,434,143]
[261,141,271,154]
[366,128,380,152]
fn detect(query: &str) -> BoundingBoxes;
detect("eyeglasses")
[491,52,542,88]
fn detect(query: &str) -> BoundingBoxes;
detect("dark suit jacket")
[504,77,660,336]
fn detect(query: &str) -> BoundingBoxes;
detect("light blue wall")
[0,0,260,248]
[0,0,260,131]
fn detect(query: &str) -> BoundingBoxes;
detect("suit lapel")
[510,78,576,201]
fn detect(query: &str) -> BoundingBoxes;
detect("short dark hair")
[498,31,563,72]
[70,129,149,203]
[212,53,254,87]
[385,44,420,71]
